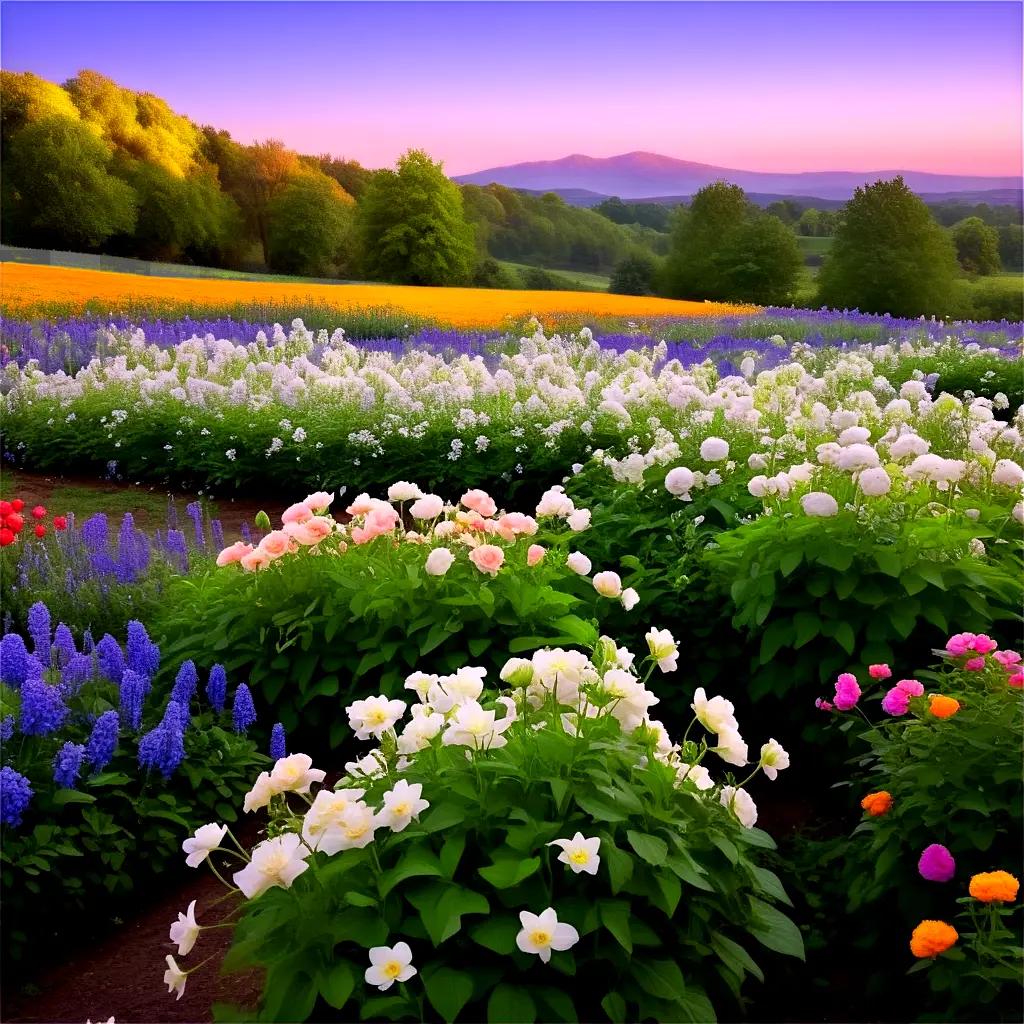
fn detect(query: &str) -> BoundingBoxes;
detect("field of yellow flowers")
[0,263,756,327]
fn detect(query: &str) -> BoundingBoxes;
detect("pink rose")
[527,544,546,567]
[994,650,1021,668]
[964,656,986,672]
[346,493,377,516]
[896,679,924,697]
[468,544,505,575]
[496,512,538,539]
[258,530,292,559]
[814,698,834,711]
[281,502,314,525]
[868,664,892,680]
[240,550,272,572]
[285,516,334,546]
[216,541,253,567]
[881,687,910,716]
[461,489,497,518]
[1008,672,1024,689]
[304,491,334,513]
[971,634,997,654]
[945,632,976,656]
[833,673,861,711]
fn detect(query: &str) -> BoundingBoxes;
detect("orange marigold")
[860,791,893,817]
[910,920,958,958]
[969,870,1020,904]
[928,694,960,719]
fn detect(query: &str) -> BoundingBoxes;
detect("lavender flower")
[240,522,253,545]
[206,664,227,712]
[81,513,109,554]
[0,633,29,688]
[96,634,126,684]
[53,741,86,789]
[138,703,185,779]
[125,620,159,679]
[19,677,69,736]
[269,722,287,761]
[0,766,33,827]
[82,629,95,654]
[164,530,189,572]
[232,683,256,734]
[27,601,52,667]
[60,653,93,698]
[119,669,148,731]
[85,710,120,772]
[53,623,77,669]
[210,519,225,551]
[0,715,14,742]
[185,502,205,550]
[171,660,199,709]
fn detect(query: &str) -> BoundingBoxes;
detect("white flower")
[243,771,276,813]
[424,547,455,576]
[748,453,768,471]
[720,785,758,828]
[645,628,678,672]
[442,700,515,750]
[404,671,438,700]
[593,571,622,599]
[375,780,430,833]
[397,707,445,754]
[516,907,580,963]
[388,481,423,502]
[232,833,311,899]
[317,802,379,854]
[700,437,729,462]
[365,942,416,991]
[301,789,367,849]
[1013,502,1023,525]
[748,474,768,498]
[600,669,660,731]
[536,486,575,517]
[499,658,534,687]
[888,433,929,460]
[182,823,228,867]
[620,587,639,611]
[800,492,839,518]
[969,538,986,557]
[169,900,200,956]
[347,696,407,740]
[759,738,790,780]
[715,728,748,767]
[547,832,601,875]
[163,955,187,1001]
[691,688,738,734]
[665,466,695,496]
[858,467,891,497]
[566,551,592,575]
[410,494,444,519]
[992,459,1024,487]
[567,508,592,532]
[269,753,325,795]
[677,763,714,791]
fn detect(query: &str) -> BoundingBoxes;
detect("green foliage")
[609,252,661,296]
[2,116,138,249]
[817,177,961,317]
[215,640,800,1023]
[266,170,356,277]
[951,217,1002,276]
[0,70,80,146]
[996,225,1022,273]
[357,151,477,286]
[594,197,673,233]
[716,215,803,304]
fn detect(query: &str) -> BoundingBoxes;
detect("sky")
[2,1,1021,176]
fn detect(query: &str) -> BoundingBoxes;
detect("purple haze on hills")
[454,151,1021,201]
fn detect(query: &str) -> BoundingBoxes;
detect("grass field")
[0,262,754,326]
[498,260,612,292]
[795,235,833,259]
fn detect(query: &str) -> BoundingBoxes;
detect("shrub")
[156,485,633,752]
[170,634,802,1023]
[0,608,266,966]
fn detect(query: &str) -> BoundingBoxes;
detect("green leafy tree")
[2,115,137,249]
[997,224,1023,272]
[609,251,660,295]
[817,177,960,316]
[766,199,803,226]
[266,169,356,277]
[716,215,803,304]
[356,149,476,285]
[0,70,80,148]
[951,217,1002,276]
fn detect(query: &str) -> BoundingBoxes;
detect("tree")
[610,251,660,295]
[716,215,803,304]
[227,140,301,265]
[951,217,1002,275]
[766,199,803,226]
[265,169,356,277]
[660,182,750,299]
[2,115,137,249]
[304,155,372,199]
[817,177,960,317]
[356,149,476,285]
[0,70,80,149]
[997,225,1023,272]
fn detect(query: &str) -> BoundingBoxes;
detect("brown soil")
[4,867,263,1024]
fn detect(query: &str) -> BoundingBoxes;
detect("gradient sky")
[2,1,1021,176]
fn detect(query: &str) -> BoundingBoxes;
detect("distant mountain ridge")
[455,151,1021,202]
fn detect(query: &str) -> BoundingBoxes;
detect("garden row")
[0,309,1021,1022]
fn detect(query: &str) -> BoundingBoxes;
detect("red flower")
[53,516,68,531]
[0,528,14,546]
[10,499,24,512]
[31,505,47,520]
[0,501,10,516]
[4,513,24,533]
[33,524,46,539]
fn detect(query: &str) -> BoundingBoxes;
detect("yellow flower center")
[569,849,590,865]
[367,709,387,725]
[392,801,410,816]
[530,929,552,947]
[345,823,368,839]
[383,961,402,979]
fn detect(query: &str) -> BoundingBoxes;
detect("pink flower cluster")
[217,492,337,571]
[946,633,1021,686]
[880,678,925,717]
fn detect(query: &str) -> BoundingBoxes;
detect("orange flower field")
[0,262,757,327]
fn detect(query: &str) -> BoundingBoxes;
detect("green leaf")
[749,866,792,906]
[602,839,634,894]
[319,961,355,1010]
[379,845,443,897]
[440,832,466,879]
[653,871,682,916]
[478,856,540,889]
[343,891,378,908]
[574,791,628,823]
[601,992,628,1023]
[631,959,686,1001]
[470,915,519,955]
[778,550,802,577]
[626,830,667,866]
[488,984,536,1024]
[411,884,490,946]
[598,900,632,953]
[711,934,764,983]
[52,790,96,806]
[874,549,902,577]
[423,965,473,1022]
[747,896,805,960]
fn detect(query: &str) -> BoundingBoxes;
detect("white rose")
[424,547,455,576]
[567,508,592,532]
[566,551,592,575]
[409,494,444,519]
[665,467,695,496]
[387,481,423,502]
[700,437,729,462]
[801,492,839,517]
[592,571,622,599]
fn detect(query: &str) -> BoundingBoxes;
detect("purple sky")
[2,1,1021,176]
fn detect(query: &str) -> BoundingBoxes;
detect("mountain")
[455,151,1020,202]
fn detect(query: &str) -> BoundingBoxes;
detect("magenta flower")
[881,687,910,716]
[896,679,924,697]
[965,656,986,671]
[971,635,997,655]
[994,650,1021,669]
[868,664,892,680]
[945,633,976,656]
[918,844,956,882]
[833,673,861,711]
[814,697,834,711]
